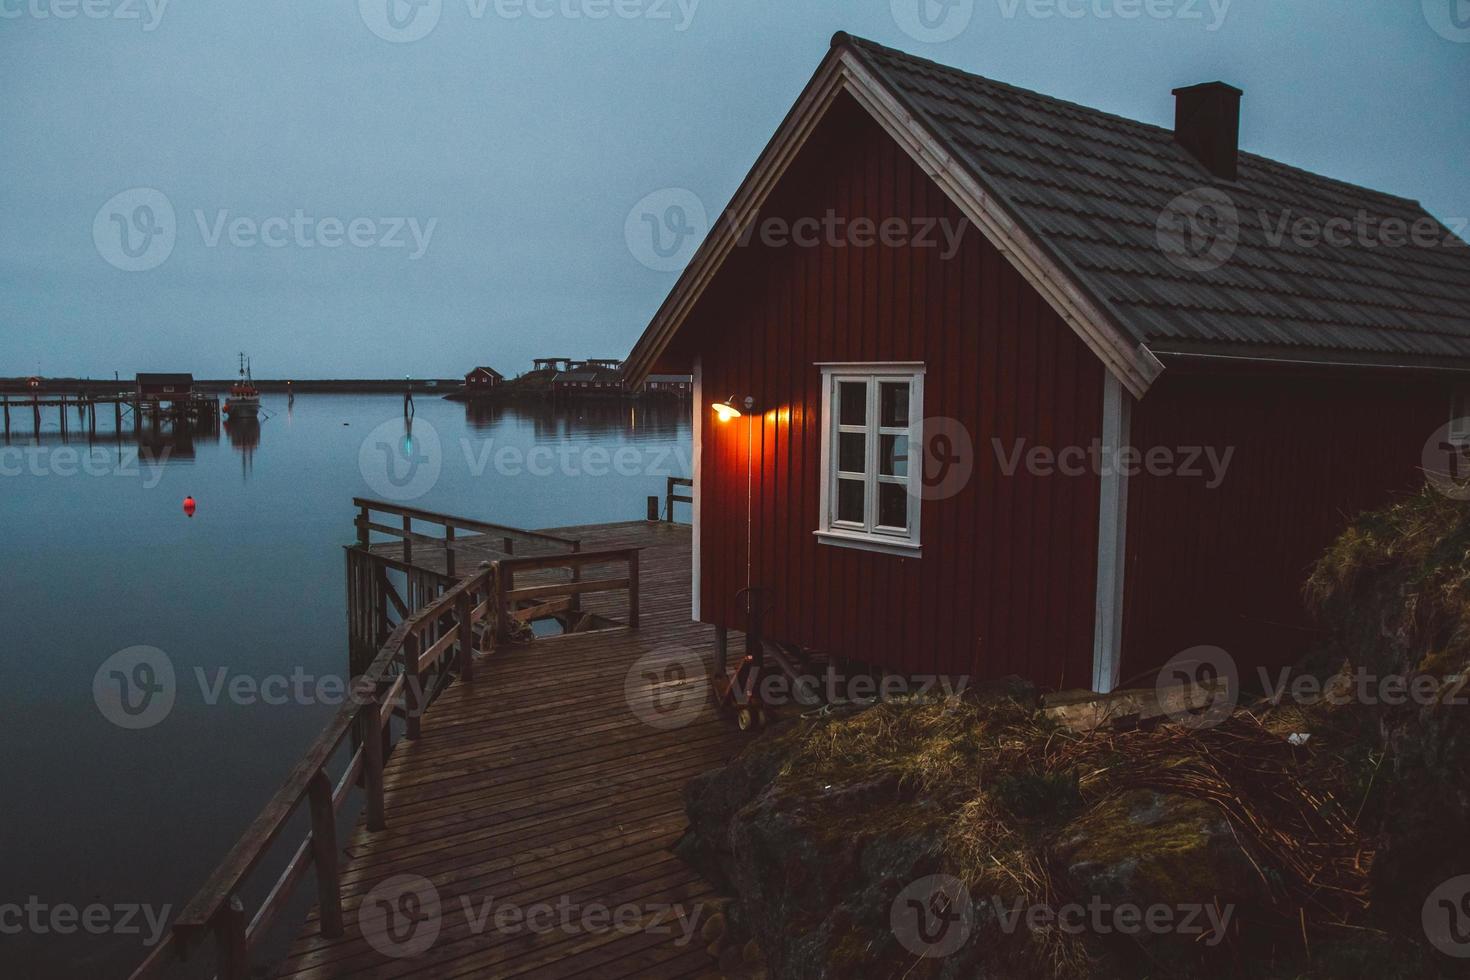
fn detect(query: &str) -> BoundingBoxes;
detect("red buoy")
[183,496,197,518]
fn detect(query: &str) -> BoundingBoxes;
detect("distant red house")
[26,376,41,390]
[623,34,1470,693]
[464,366,504,390]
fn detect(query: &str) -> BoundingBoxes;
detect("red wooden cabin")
[623,34,1470,693]
[464,366,504,389]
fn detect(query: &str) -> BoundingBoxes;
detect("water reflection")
[225,417,261,479]
[468,398,690,442]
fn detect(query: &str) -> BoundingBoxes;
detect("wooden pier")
[131,486,740,980]
[0,391,220,440]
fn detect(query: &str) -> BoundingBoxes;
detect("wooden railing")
[648,476,693,523]
[353,497,580,576]
[494,547,642,641]
[129,519,644,980]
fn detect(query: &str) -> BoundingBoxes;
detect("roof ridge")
[834,32,1425,210]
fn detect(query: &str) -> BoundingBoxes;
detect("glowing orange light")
[712,401,742,423]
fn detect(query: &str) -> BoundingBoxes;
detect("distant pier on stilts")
[2,374,221,443]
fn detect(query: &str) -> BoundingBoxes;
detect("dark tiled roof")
[843,35,1470,365]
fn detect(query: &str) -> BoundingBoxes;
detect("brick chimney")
[1172,82,1243,181]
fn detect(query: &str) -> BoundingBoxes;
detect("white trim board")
[691,355,703,622]
[1091,373,1132,693]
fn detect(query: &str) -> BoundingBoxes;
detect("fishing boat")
[223,353,261,421]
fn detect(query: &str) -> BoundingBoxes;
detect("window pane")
[838,432,866,474]
[880,382,909,428]
[837,479,865,524]
[878,482,908,530]
[879,434,908,477]
[839,381,866,427]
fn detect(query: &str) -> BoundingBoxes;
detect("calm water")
[1,393,691,978]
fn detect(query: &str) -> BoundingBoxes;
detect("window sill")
[814,529,921,559]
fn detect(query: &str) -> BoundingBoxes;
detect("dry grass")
[769,690,1382,978]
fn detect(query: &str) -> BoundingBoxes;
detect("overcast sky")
[2,0,1466,379]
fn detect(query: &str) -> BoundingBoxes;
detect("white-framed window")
[815,362,924,557]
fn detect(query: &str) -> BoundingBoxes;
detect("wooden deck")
[278,520,742,979]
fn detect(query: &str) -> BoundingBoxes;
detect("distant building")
[642,374,692,396]
[533,357,574,373]
[136,373,194,402]
[552,368,625,395]
[464,366,504,390]
[26,376,41,390]
[575,358,624,371]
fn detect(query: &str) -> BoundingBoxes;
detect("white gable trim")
[623,45,1162,399]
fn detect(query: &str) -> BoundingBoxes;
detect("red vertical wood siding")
[684,95,1106,686]
[1121,370,1448,683]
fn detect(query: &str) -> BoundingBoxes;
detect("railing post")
[666,476,675,521]
[356,504,370,548]
[647,495,659,521]
[307,769,344,938]
[628,550,640,629]
[402,515,413,565]
[444,526,456,578]
[455,590,475,683]
[494,563,510,646]
[361,700,386,832]
[403,631,422,740]
[214,896,248,980]
[569,540,582,616]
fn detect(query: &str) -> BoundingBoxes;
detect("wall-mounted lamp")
[712,395,754,423]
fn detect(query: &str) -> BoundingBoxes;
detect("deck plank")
[280,521,736,979]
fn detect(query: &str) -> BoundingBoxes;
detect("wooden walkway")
[277,521,742,979]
